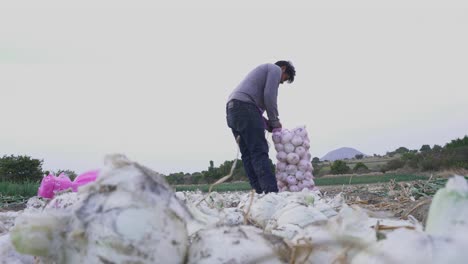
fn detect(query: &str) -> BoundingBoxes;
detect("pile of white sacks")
[273,126,315,192]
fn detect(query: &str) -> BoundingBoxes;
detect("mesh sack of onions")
[272,126,315,192]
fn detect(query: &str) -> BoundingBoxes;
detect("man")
[226,60,296,193]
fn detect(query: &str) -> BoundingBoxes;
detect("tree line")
[0,155,76,183]
[317,135,468,175]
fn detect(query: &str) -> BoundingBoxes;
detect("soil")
[0,203,27,212]
[317,182,432,225]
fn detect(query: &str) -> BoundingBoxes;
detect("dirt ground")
[0,203,27,212]
[317,181,434,225]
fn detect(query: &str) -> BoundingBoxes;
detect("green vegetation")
[0,181,38,208]
[381,135,468,172]
[330,160,351,174]
[0,155,44,183]
[174,181,251,192]
[173,174,431,192]
[0,181,39,197]
[353,162,369,173]
[316,174,429,186]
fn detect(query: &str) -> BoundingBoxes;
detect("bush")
[330,160,351,175]
[382,159,405,172]
[353,162,369,173]
[421,157,442,171]
[401,152,420,169]
[0,155,44,183]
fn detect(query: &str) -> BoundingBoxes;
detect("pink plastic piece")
[72,170,99,191]
[37,170,99,199]
[37,174,56,199]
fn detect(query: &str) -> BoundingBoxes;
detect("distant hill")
[320,147,366,161]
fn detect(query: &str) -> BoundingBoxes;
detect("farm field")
[172,173,429,192]
[317,156,395,175]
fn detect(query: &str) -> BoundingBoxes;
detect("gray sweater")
[227,63,281,128]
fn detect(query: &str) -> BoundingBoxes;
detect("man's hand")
[272,121,282,133]
[272,127,282,133]
[263,117,274,132]
[264,117,282,133]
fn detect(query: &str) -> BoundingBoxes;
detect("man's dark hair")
[275,60,296,83]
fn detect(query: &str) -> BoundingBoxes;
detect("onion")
[302,179,315,187]
[304,171,313,180]
[302,140,310,149]
[187,225,290,264]
[285,165,297,175]
[276,152,287,162]
[283,143,295,154]
[297,127,308,138]
[281,131,293,144]
[286,153,300,165]
[10,154,191,264]
[289,185,299,192]
[276,162,287,172]
[274,143,284,152]
[297,160,309,172]
[295,171,305,180]
[277,181,285,188]
[294,146,306,158]
[276,172,288,181]
[286,176,297,185]
[293,127,304,134]
[272,132,282,143]
[291,135,304,147]
[297,181,305,189]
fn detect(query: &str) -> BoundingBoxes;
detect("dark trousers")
[226,99,278,194]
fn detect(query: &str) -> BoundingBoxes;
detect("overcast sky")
[1,1,467,175]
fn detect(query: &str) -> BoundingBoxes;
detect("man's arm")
[264,64,282,128]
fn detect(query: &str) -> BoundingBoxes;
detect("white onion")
[276,172,288,181]
[281,132,293,144]
[297,160,309,172]
[291,135,304,147]
[276,162,287,172]
[304,171,313,180]
[274,143,284,152]
[295,171,305,180]
[286,176,297,185]
[302,140,310,149]
[276,152,287,162]
[272,132,282,143]
[286,153,300,165]
[285,165,297,175]
[289,185,299,192]
[292,126,304,135]
[277,181,285,188]
[297,181,305,189]
[294,146,306,158]
[297,127,308,138]
[283,143,295,154]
